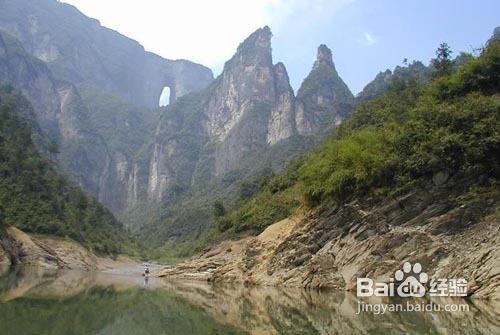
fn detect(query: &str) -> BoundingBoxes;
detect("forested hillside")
[0,86,136,255]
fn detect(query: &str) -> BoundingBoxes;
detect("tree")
[431,43,453,77]
[213,200,225,217]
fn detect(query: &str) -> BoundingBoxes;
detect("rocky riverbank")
[157,185,500,299]
[0,226,137,275]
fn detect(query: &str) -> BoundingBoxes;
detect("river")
[0,266,498,334]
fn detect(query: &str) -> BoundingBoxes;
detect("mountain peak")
[314,44,334,69]
[225,26,273,70]
[237,26,272,53]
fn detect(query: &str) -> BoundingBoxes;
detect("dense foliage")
[215,40,499,234]
[0,86,137,255]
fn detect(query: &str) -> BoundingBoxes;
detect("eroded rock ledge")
[0,226,98,273]
[158,186,500,299]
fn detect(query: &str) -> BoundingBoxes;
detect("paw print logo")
[395,262,428,297]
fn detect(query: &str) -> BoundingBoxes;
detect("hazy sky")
[61,0,499,94]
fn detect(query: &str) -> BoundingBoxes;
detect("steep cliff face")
[0,87,136,256]
[0,31,113,198]
[147,27,299,201]
[0,0,215,213]
[295,45,355,135]
[208,26,296,174]
[267,62,296,145]
[75,83,159,211]
[0,31,60,138]
[0,0,213,108]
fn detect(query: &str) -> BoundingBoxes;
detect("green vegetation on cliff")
[0,86,137,255]
[216,39,499,234]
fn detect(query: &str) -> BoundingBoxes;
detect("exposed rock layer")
[0,226,98,272]
[158,184,500,299]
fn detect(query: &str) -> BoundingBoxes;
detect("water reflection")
[0,267,498,335]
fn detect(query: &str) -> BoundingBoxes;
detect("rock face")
[0,30,113,193]
[1,2,355,217]
[207,26,296,174]
[0,31,61,139]
[0,226,98,271]
[267,62,296,145]
[147,27,297,200]
[0,0,213,108]
[0,0,213,213]
[76,84,159,211]
[147,28,354,202]
[295,44,355,135]
[0,30,119,202]
[158,182,500,300]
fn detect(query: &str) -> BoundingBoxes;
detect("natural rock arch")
[158,86,172,106]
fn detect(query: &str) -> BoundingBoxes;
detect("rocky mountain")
[0,0,213,108]
[159,32,500,298]
[295,44,355,135]
[132,27,360,258]
[0,30,149,213]
[147,27,355,203]
[0,86,137,263]
[1,2,356,221]
[0,0,214,213]
[146,27,286,203]
[0,30,113,199]
[0,30,64,140]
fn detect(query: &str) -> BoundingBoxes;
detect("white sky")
[60,0,352,76]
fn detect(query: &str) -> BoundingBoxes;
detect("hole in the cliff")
[159,86,170,107]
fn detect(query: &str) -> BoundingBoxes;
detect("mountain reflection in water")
[0,267,498,335]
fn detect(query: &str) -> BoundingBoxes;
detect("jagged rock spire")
[295,43,354,135]
[225,26,273,69]
[236,26,272,52]
[314,44,334,69]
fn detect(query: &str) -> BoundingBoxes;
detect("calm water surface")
[0,266,498,335]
